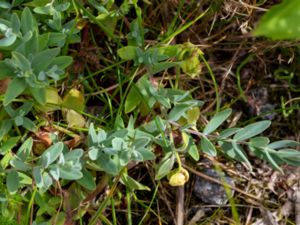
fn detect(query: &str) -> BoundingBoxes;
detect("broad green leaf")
[137,147,155,160]
[121,173,150,191]
[3,78,27,106]
[77,168,96,190]
[59,165,83,180]
[6,170,19,194]
[96,154,119,175]
[11,13,20,33]
[30,88,46,105]
[16,137,32,160]
[21,7,36,33]
[0,137,19,155]
[117,46,138,60]
[155,153,175,180]
[33,167,43,188]
[187,144,199,161]
[40,142,64,168]
[249,137,270,148]
[50,56,73,70]
[32,48,60,73]
[219,128,240,139]
[233,121,271,141]
[203,109,232,135]
[200,136,217,156]
[0,120,13,141]
[10,158,31,171]
[0,35,16,47]
[22,117,37,132]
[11,51,31,71]
[0,61,14,78]
[253,0,300,40]
[267,140,300,149]
[125,85,142,113]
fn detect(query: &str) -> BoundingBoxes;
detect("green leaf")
[32,48,60,73]
[249,137,270,148]
[200,136,217,156]
[203,109,232,135]
[6,170,19,194]
[58,165,83,180]
[30,88,46,105]
[253,0,300,40]
[16,137,32,160]
[77,168,96,190]
[0,137,20,155]
[50,56,73,70]
[233,121,271,141]
[125,85,142,113]
[3,78,27,106]
[232,141,252,171]
[264,150,283,173]
[21,7,36,33]
[40,142,64,168]
[137,148,155,160]
[0,35,16,47]
[33,167,43,188]
[22,117,37,132]
[117,46,138,60]
[121,173,150,191]
[267,140,300,149]
[155,153,175,180]
[187,144,199,161]
[0,61,14,79]
[219,128,240,139]
[11,51,31,71]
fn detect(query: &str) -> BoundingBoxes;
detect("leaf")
[50,56,73,70]
[233,121,271,141]
[253,0,300,40]
[21,7,35,33]
[232,141,252,171]
[33,167,43,188]
[200,136,217,156]
[40,142,64,168]
[187,144,199,161]
[22,117,37,132]
[77,168,96,190]
[265,150,283,173]
[125,85,142,113]
[3,78,27,106]
[267,140,300,149]
[203,109,232,135]
[16,137,32,160]
[65,109,86,128]
[6,170,19,194]
[0,137,20,155]
[219,128,240,139]
[249,137,270,148]
[186,107,200,125]
[30,88,46,105]
[0,35,16,47]
[121,173,150,191]
[11,51,31,71]
[62,88,85,111]
[117,46,138,60]
[0,61,14,79]
[137,148,155,160]
[32,48,60,73]
[155,153,175,180]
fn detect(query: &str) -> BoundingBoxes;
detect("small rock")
[193,168,235,205]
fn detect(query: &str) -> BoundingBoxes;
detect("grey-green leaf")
[233,121,271,141]
[203,109,232,135]
[3,78,27,106]
[6,170,19,194]
[200,136,217,156]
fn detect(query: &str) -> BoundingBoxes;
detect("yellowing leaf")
[65,109,86,128]
[62,89,85,112]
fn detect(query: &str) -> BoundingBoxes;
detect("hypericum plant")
[6,138,83,194]
[0,8,73,106]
